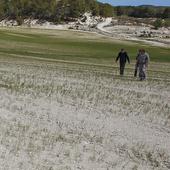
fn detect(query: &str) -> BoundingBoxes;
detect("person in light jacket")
[137,49,149,81]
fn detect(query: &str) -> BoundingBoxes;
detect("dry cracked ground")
[0,56,170,170]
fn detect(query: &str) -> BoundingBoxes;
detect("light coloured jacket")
[137,53,149,65]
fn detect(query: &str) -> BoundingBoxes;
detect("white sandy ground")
[96,18,113,33]
[0,56,170,170]
[96,19,170,48]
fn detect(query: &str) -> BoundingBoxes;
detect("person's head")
[121,48,125,52]
[141,49,145,54]
[138,49,143,55]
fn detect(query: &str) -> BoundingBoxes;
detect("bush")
[164,19,170,27]
[153,19,164,29]
[16,16,24,25]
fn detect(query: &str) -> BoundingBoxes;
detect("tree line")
[115,6,170,19]
[0,0,169,24]
[0,0,114,22]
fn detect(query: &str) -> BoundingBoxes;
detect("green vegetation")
[0,0,114,23]
[153,19,164,29]
[0,28,169,64]
[115,6,170,19]
[153,18,170,29]
[164,18,170,27]
[0,0,169,25]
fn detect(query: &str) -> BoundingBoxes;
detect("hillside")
[0,0,114,23]
[0,0,169,25]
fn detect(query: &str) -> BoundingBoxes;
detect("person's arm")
[145,53,149,67]
[136,54,139,65]
[136,53,139,60]
[146,53,150,62]
[145,56,149,67]
[116,53,120,62]
[126,53,130,64]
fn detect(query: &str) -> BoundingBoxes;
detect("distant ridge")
[139,5,168,8]
[139,5,156,7]
[115,5,168,8]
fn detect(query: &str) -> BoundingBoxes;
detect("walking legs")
[120,63,125,75]
[139,64,146,80]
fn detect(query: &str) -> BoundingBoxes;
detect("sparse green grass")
[0,27,169,169]
[0,27,169,64]
[0,56,169,170]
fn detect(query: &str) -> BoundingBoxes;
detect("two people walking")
[116,48,149,81]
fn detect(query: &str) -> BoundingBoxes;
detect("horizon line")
[97,0,170,7]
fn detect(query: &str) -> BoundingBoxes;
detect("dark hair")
[141,49,145,53]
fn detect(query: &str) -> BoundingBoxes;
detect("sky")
[98,0,170,6]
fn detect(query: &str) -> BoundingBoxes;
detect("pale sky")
[98,0,170,6]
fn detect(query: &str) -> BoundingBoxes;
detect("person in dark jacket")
[116,49,130,76]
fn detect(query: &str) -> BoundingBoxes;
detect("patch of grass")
[0,28,169,63]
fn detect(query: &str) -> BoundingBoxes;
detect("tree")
[91,1,99,16]
[99,3,114,17]
[69,0,86,18]
[162,8,170,19]
[116,6,124,16]
[153,19,164,29]
[0,0,6,19]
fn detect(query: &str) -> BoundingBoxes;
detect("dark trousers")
[120,63,125,75]
[134,63,138,77]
